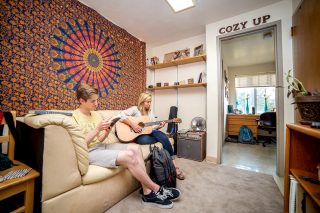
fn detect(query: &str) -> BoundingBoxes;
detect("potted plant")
[286,70,320,124]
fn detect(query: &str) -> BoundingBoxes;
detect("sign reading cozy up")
[219,15,271,34]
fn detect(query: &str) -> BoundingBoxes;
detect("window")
[235,74,276,114]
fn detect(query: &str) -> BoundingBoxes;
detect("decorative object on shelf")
[188,78,194,84]
[156,82,162,87]
[198,72,203,83]
[245,94,250,114]
[252,106,256,115]
[264,93,269,112]
[163,52,176,63]
[164,82,169,86]
[146,58,150,66]
[163,48,190,63]
[228,105,233,114]
[174,82,179,86]
[179,80,186,85]
[198,71,207,83]
[194,44,204,56]
[286,69,320,124]
[150,56,159,65]
[148,85,154,88]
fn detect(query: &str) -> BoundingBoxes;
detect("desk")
[227,114,259,139]
[0,161,39,213]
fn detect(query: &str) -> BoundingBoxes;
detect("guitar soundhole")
[138,122,145,128]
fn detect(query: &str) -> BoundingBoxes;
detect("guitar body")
[116,116,153,142]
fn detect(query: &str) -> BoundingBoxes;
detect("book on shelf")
[289,175,298,213]
[290,175,320,213]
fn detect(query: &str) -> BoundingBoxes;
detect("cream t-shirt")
[72,109,103,148]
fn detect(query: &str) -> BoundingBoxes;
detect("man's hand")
[97,119,112,132]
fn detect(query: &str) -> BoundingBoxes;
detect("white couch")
[17,110,167,213]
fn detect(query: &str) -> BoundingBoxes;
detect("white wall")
[147,34,206,130]
[206,0,294,163]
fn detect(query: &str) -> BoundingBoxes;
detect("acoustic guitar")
[116,116,181,142]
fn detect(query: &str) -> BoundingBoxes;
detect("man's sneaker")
[158,186,181,201]
[142,191,173,209]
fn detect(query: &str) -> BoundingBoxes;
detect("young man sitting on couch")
[72,83,181,209]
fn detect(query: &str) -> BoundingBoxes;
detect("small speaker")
[177,131,206,161]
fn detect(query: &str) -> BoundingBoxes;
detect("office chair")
[257,112,277,147]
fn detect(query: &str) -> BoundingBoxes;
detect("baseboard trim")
[206,155,218,164]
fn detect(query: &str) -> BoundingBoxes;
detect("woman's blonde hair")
[137,92,152,113]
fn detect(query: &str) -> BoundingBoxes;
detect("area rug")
[106,158,283,213]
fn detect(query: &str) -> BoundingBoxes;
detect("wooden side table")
[0,160,40,213]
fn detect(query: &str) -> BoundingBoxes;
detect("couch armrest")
[24,114,89,175]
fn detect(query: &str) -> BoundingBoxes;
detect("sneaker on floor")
[142,191,173,209]
[158,186,181,201]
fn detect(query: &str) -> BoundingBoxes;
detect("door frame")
[216,20,284,176]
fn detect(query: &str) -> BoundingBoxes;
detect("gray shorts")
[89,143,128,168]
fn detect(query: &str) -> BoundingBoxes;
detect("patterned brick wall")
[0,0,146,115]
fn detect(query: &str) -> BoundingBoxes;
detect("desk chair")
[0,111,40,213]
[0,111,16,160]
[257,112,277,147]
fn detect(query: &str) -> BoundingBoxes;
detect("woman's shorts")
[89,143,128,168]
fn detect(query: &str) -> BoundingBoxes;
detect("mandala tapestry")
[0,0,146,116]
[51,19,121,97]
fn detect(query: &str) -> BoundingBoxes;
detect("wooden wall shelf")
[147,83,207,90]
[147,55,206,70]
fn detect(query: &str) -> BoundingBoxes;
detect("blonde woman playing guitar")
[117,92,185,180]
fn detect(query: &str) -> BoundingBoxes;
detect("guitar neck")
[144,119,174,127]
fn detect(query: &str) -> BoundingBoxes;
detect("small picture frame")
[194,44,204,56]
[150,56,159,65]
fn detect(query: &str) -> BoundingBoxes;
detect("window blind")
[235,73,276,88]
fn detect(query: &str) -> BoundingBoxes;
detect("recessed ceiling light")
[166,0,195,13]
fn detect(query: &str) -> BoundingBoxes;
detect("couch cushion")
[82,165,125,185]
[82,142,164,184]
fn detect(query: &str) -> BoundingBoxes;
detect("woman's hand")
[131,123,142,133]
[158,121,165,129]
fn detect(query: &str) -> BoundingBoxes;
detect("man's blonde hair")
[137,92,152,113]
[76,84,98,101]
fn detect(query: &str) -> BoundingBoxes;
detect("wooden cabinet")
[227,114,259,138]
[147,55,206,90]
[292,0,320,122]
[283,124,320,213]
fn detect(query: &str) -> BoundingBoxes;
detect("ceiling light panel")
[166,0,195,13]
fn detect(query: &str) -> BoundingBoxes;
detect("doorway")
[217,21,284,177]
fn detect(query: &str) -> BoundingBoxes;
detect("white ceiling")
[221,30,275,67]
[78,0,282,47]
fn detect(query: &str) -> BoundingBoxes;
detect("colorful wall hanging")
[0,0,146,116]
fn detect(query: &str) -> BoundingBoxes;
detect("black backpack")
[148,145,177,188]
